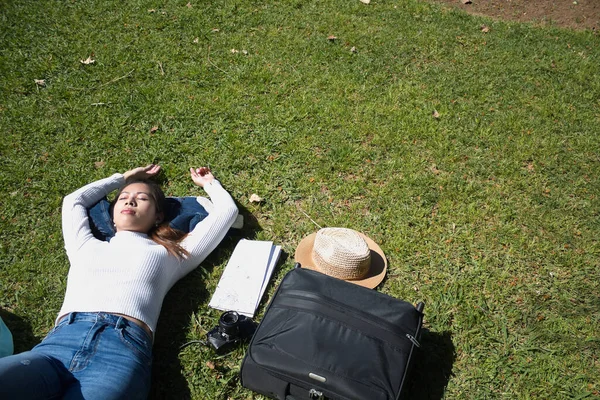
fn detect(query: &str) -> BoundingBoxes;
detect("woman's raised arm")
[177,167,238,277]
[61,174,124,256]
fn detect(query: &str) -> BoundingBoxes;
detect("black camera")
[206,311,257,354]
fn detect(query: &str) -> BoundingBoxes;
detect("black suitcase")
[240,267,424,400]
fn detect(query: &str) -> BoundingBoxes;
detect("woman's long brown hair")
[113,179,190,260]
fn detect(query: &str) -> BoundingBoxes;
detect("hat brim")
[294,232,387,289]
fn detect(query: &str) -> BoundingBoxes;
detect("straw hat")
[294,228,387,289]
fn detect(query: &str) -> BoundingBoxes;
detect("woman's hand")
[190,166,215,188]
[123,164,161,181]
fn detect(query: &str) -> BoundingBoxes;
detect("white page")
[209,239,279,317]
[256,245,281,310]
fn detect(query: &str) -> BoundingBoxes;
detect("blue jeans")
[0,312,152,400]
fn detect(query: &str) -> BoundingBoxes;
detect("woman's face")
[113,182,163,233]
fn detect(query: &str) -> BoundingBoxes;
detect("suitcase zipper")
[405,333,421,348]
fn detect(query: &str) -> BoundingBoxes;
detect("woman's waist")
[58,288,163,335]
[56,311,154,341]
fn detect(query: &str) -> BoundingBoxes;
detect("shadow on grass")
[149,203,261,400]
[402,329,455,400]
[0,309,38,354]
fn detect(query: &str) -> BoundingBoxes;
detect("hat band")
[312,251,371,280]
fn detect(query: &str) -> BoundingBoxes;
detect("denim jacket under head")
[87,197,209,242]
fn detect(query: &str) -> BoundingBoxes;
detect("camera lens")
[218,311,240,338]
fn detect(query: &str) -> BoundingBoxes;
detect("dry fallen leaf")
[34,79,46,87]
[212,28,220,32]
[536,314,545,322]
[432,109,440,119]
[150,126,159,134]
[80,56,95,65]
[525,161,535,172]
[249,194,263,203]
[480,25,490,33]
[205,361,215,370]
[193,37,199,43]
[94,161,105,169]
[327,35,337,41]
[186,2,192,8]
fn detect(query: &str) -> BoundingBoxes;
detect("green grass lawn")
[1,0,599,398]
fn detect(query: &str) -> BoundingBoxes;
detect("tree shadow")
[402,329,455,400]
[149,202,261,400]
[0,308,38,354]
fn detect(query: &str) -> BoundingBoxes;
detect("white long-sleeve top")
[58,173,239,333]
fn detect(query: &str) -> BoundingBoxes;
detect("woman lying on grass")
[0,164,238,400]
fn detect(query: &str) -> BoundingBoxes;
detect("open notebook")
[208,239,281,317]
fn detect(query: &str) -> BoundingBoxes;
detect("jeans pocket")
[117,326,152,363]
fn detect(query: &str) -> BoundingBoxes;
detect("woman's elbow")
[62,193,77,211]
[226,204,239,226]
